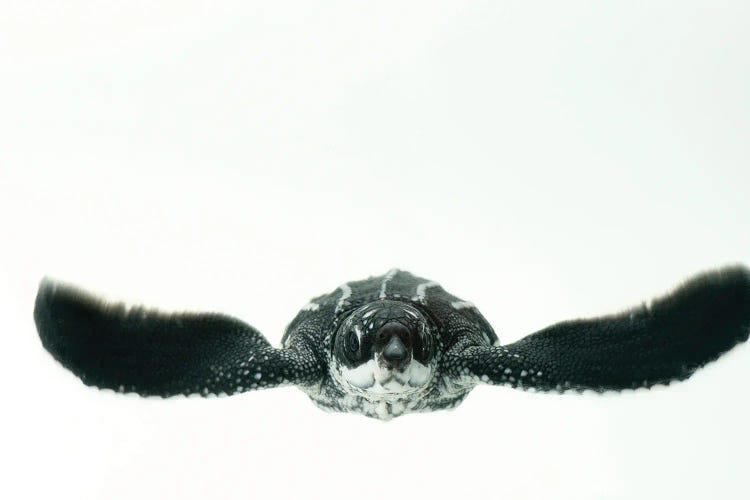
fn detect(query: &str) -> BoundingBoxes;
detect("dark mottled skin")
[451,266,750,392]
[34,280,323,397]
[34,266,750,419]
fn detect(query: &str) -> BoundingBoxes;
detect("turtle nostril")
[382,336,408,364]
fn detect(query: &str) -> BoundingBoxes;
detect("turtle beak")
[383,336,408,363]
[380,323,411,370]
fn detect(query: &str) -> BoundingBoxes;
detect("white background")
[1,1,749,499]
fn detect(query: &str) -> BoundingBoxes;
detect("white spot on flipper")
[254,372,262,380]
[301,302,320,311]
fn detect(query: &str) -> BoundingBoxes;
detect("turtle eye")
[411,326,430,362]
[346,330,360,353]
[411,332,424,360]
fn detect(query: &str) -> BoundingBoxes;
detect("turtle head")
[332,300,436,396]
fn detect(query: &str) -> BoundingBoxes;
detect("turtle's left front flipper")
[445,266,750,392]
[34,279,323,397]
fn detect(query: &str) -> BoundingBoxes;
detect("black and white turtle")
[35,266,750,420]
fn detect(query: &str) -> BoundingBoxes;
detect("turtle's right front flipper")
[34,279,323,397]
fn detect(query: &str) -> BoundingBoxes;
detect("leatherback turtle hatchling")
[35,266,750,420]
